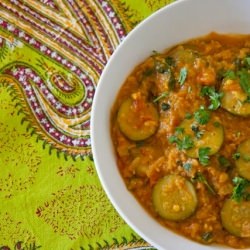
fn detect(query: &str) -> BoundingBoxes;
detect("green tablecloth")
[0,1,174,249]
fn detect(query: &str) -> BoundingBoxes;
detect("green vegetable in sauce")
[117,97,159,141]
[235,139,250,180]
[221,56,250,116]
[152,175,198,221]
[221,199,250,237]
[173,117,223,159]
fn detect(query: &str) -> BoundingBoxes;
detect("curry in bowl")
[111,33,250,248]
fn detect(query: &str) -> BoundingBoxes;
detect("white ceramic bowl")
[91,0,250,249]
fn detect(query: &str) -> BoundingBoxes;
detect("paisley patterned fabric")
[0,0,174,249]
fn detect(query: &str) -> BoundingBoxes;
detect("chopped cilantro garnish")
[238,69,250,96]
[178,67,188,85]
[201,231,213,242]
[223,56,250,100]
[192,172,216,195]
[194,106,211,125]
[244,96,250,103]
[168,134,194,150]
[218,155,231,169]
[232,152,240,160]
[231,177,250,202]
[153,92,169,103]
[168,71,176,90]
[198,147,211,166]
[152,54,176,90]
[213,121,221,128]
[223,70,237,80]
[175,126,185,134]
[201,86,223,110]
[245,56,250,67]
[185,112,193,119]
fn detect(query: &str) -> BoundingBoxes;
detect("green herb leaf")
[237,69,250,96]
[201,231,213,242]
[223,70,237,80]
[194,106,211,125]
[168,134,194,150]
[244,96,250,103]
[213,121,221,128]
[178,67,188,85]
[168,135,178,144]
[218,155,231,169]
[175,126,185,134]
[179,135,194,150]
[198,147,211,166]
[153,92,169,103]
[232,152,241,160]
[185,112,193,119]
[231,177,250,202]
[168,70,176,91]
[192,172,216,195]
[245,57,250,67]
[201,86,223,110]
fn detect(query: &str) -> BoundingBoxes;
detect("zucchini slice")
[169,46,199,64]
[117,97,159,141]
[235,139,250,180]
[152,175,197,221]
[221,79,250,116]
[177,117,224,158]
[221,199,250,237]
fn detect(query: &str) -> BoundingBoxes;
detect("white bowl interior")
[91,0,250,249]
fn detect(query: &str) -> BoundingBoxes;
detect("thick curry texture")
[111,33,250,248]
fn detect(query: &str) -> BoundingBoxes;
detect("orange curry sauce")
[111,33,250,248]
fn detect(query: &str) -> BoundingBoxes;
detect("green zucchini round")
[221,199,250,237]
[117,97,159,141]
[177,117,224,158]
[235,139,250,180]
[152,174,197,221]
[221,79,250,116]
